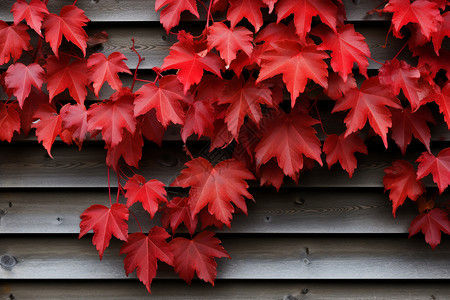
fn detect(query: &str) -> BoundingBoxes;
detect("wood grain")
[1,235,449,279]
[0,189,417,234]
[2,280,449,300]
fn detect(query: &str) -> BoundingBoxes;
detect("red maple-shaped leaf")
[139,110,165,146]
[161,32,224,93]
[415,47,450,77]
[207,23,253,66]
[433,83,450,129]
[32,104,62,158]
[409,208,450,249]
[258,158,285,191]
[5,63,45,108]
[325,72,357,100]
[227,0,264,32]
[390,106,434,154]
[384,0,443,39]
[417,148,450,194]
[275,0,337,42]
[254,107,323,179]
[170,231,230,284]
[0,102,20,142]
[218,77,272,138]
[155,0,199,32]
[161,196,198,235]
[263,0,278,13]
[0,21,30,65]
[383,160,425,217]
[42,5,89,57]
[45,55,89,105]
[332,76,401,148]
[312,24,370,81]
[124,174,168,218]
[431,11,450,54]
[11,0,49,36]
[19,89,49,135]
[79,203,129,259]
[257,40,328,106]
[181,99,215,142]
[134,75,186,127]
[379,59,422,111]
[199,209,225,230]
[120,226,173,293]
[87,90,136,147]
[87,52,132,97]
[323,133,368,178]
[106,130,143,171]
[60,103,89,146]
[172,157,254,226]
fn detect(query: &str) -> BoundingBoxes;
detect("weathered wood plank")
[0,189,417,234]
[0,0,389,23]
[1,235,449,279]
[0,142,444,188]
[2,280,449,300]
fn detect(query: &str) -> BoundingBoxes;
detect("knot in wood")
[0,255,17,270]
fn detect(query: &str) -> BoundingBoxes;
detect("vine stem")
[204,0,214,31]
[314,101,329,137]
[130,38,144,92]
[129,210,143,233]
[392,41,408,61]
[117,172,121,204]
[72,0,78,5]
[368,56,384,66]
[107,167,112,207]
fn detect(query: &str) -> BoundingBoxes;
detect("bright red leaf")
[155,0,199,32]
[32,104,62,158]
[19,89,49,135]
[181,99,215,142]
[323,133,368,178]
[0,21,30,65]
[5,63,45,108]
[87,52,132,97]
[170,231,230,284]
[11,0,49,36]
[161,196,198,235]
[139,110,165,146]
[227,0,264,32]
[172,157,255,226]
[409,208,450,249]
[120,227,173,293]
[42,5,89,57]
[417,148,450,194]
[105,129,143,170]
[433,83,450,129]
[431,11,450,54]
[124,175,168,218]
[60,103,89,146]
[258,158,285,191]
[0,102,20,142]
[383,160,425,217]
[79,203,129,259]
[325,72,357,100]
[332,77,402,148]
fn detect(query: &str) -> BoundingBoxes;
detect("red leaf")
[139,110,165,146]
[181,99,215,142]
[0,102,20,142]
[257,40,328,106]
[87,90,136,147]
[160,32,224,93]
[5,63,45,108]
[325,72,357,100]
[124,175,168,218]
[79,203,129,259]
[155,0,199,32]
[433,83,450,129]
[258,158,285,191]
[11,0,49,36]
[332,76,401,148]
[275,0,337,42]
[312,24,370,81]
[227,0,265,32]
[207,23,253,66]
[378,59,422,111]
[254,107,323,179]
[263,0,278,13]
[416,148,450,194]
[134,75,185,127]
[87,52,132,97]
[198,209,225,230]
[45,55,89,105]
[323,133,368,178]
[172,157,254,226]
[60,103,89,146]
[409,208,450,249]
[390,106,434,154]
[218,77,272,138]
[415,47,450,77]
[161,196,198,235]
[19,89,49,135]
[384,0,443,39]
[170,231,230,285]
[120,227,173,293]
[431,11,450,54]
[32,104,62,158]
[106,130,143,171]
[383,160,425,217]
[42,5,89,57]
[0,21,30,65]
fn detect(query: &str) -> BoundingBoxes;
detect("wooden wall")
[1,0,450,299]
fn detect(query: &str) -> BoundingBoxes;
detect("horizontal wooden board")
[0,189,417,234]
[0,142,443,188]
[2,280,450,300]
[1,235,449,279]
[0,0,389,23]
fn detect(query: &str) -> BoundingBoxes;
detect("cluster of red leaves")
[0,0,449,293]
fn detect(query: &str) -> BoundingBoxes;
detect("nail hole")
[294,198,305,205]
[9,294,15,300]
[264,216,272,222]
[161,35,167,41]
[303,258,311,265]
[9,202,12,208]
[56,217,62,222]
[304,247,309,255]
[284,296,298,300]
[301,288,309,295]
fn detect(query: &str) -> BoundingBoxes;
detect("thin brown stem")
[130,38,145,92]
[392,42,408,61]
[129,211,143,233]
